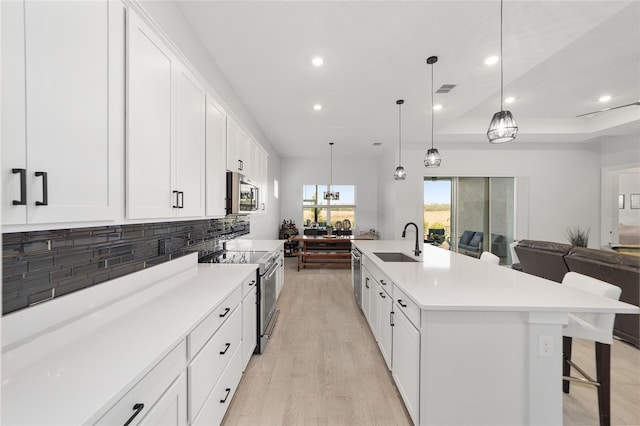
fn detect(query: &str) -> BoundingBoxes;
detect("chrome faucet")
[402,222,422,256]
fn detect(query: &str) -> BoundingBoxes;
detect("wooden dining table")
[289,234,375,270]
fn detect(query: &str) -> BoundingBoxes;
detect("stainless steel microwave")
[226,172,259,214]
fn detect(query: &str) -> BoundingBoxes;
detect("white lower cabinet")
[192,343,243,426]
[376,282,393,371]
[139,373,188,426]
[242,275,258,370]
[392,307,420,425]
[361,270,372,326]
[188,305,241,421]
[361,255,421,425]
[96,340,187,426]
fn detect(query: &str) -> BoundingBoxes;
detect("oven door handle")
[265,263,278,280]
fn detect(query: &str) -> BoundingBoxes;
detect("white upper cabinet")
[1,0,124,227]
[205,96,228,217]
[126,9,174,219]
[126,9,205,219]
[175,64,206,217]
[226,117,241,174]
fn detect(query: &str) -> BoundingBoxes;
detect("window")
[302,184,355,228]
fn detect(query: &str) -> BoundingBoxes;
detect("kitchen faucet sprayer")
[402,222,422,256]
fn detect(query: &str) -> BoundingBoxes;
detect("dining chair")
[479,251,500,265]
[561,272,622,426]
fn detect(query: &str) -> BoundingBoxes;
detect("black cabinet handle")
[220,388,231,403]
[238,160,243,171]
[397,299,407,308]
[380,279,387,286]
[220,342,231,355]
[379,292,386,299]
[249,280,256,286]
[219,307,231,318]
[35,171,48,206]
[390,311,395,327]
[11,168,26,205]
[172,190,179,208]
[178,191,184,208]
[123,403,144,426]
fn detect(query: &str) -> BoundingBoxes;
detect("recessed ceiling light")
[313,104,322,111]
[484,55,499,66]
[598,95,612,103]
[312,57,324,67]
[505,97,515,104]
[433,104,443,111]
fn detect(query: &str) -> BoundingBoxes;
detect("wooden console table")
[290,235,374,271]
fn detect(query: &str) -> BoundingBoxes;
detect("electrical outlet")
[539,335,553,357]
[158,239,167,255]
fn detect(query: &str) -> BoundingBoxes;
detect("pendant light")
[394,99,406,180]
[424,56,442,168]
[323,142,339,200]
[487,0,518,144]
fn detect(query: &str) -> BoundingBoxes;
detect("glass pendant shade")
[394,166,406,180]
[487,110,518,144]
[324,142,340,200]
[424,56,441,168]
[487,0,518,144]
[394,99,406,180]
[424,148,442,167]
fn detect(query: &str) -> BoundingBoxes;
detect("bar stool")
[561,272,622,426]
[479,251,500,265]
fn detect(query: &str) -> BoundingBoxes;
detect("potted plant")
[566,227,590,247]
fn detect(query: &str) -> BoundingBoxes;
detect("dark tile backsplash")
[2,217,249,315]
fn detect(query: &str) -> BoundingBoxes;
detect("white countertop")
[225,238,284,253]
[2,258,258,426]
[354,240,640,314]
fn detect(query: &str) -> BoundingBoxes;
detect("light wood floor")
[223,257,639,426]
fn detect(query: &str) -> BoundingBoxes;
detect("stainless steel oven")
[198,249,278,354]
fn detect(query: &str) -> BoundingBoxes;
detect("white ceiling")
[175,0,640,158]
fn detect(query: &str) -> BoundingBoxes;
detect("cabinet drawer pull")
[178,191,184,209]
[11,168,26,205]
[35,171,48,206]
[379,292,386,299]
[248,280,256,286]
[172,190,179,208]
[220,388,231,403]
[238,160,243,171]
[365,277,370,289]
[397,299,407,308]
[123,403,144,426]
[219,307,231,318]
[220,342,231,355]
[390,311,395,327]
[380,279,386,286]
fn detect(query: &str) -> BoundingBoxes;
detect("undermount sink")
[374,252,419,262]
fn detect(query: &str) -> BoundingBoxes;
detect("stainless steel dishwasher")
[351,246,362,308]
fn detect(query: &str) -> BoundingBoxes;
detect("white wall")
[378,143,604,247]
[137,0,281,239]
[280,156,378,235]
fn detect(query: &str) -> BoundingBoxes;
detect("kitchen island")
[353,240,639,426]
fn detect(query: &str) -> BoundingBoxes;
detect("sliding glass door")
[425,177,515,264]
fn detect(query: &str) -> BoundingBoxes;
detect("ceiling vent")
[436,84,456,94]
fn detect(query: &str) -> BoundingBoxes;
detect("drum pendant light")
[323,142,339,200]
[487,0,518,143]
[394,99,407,180]
[424,56,441,168]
